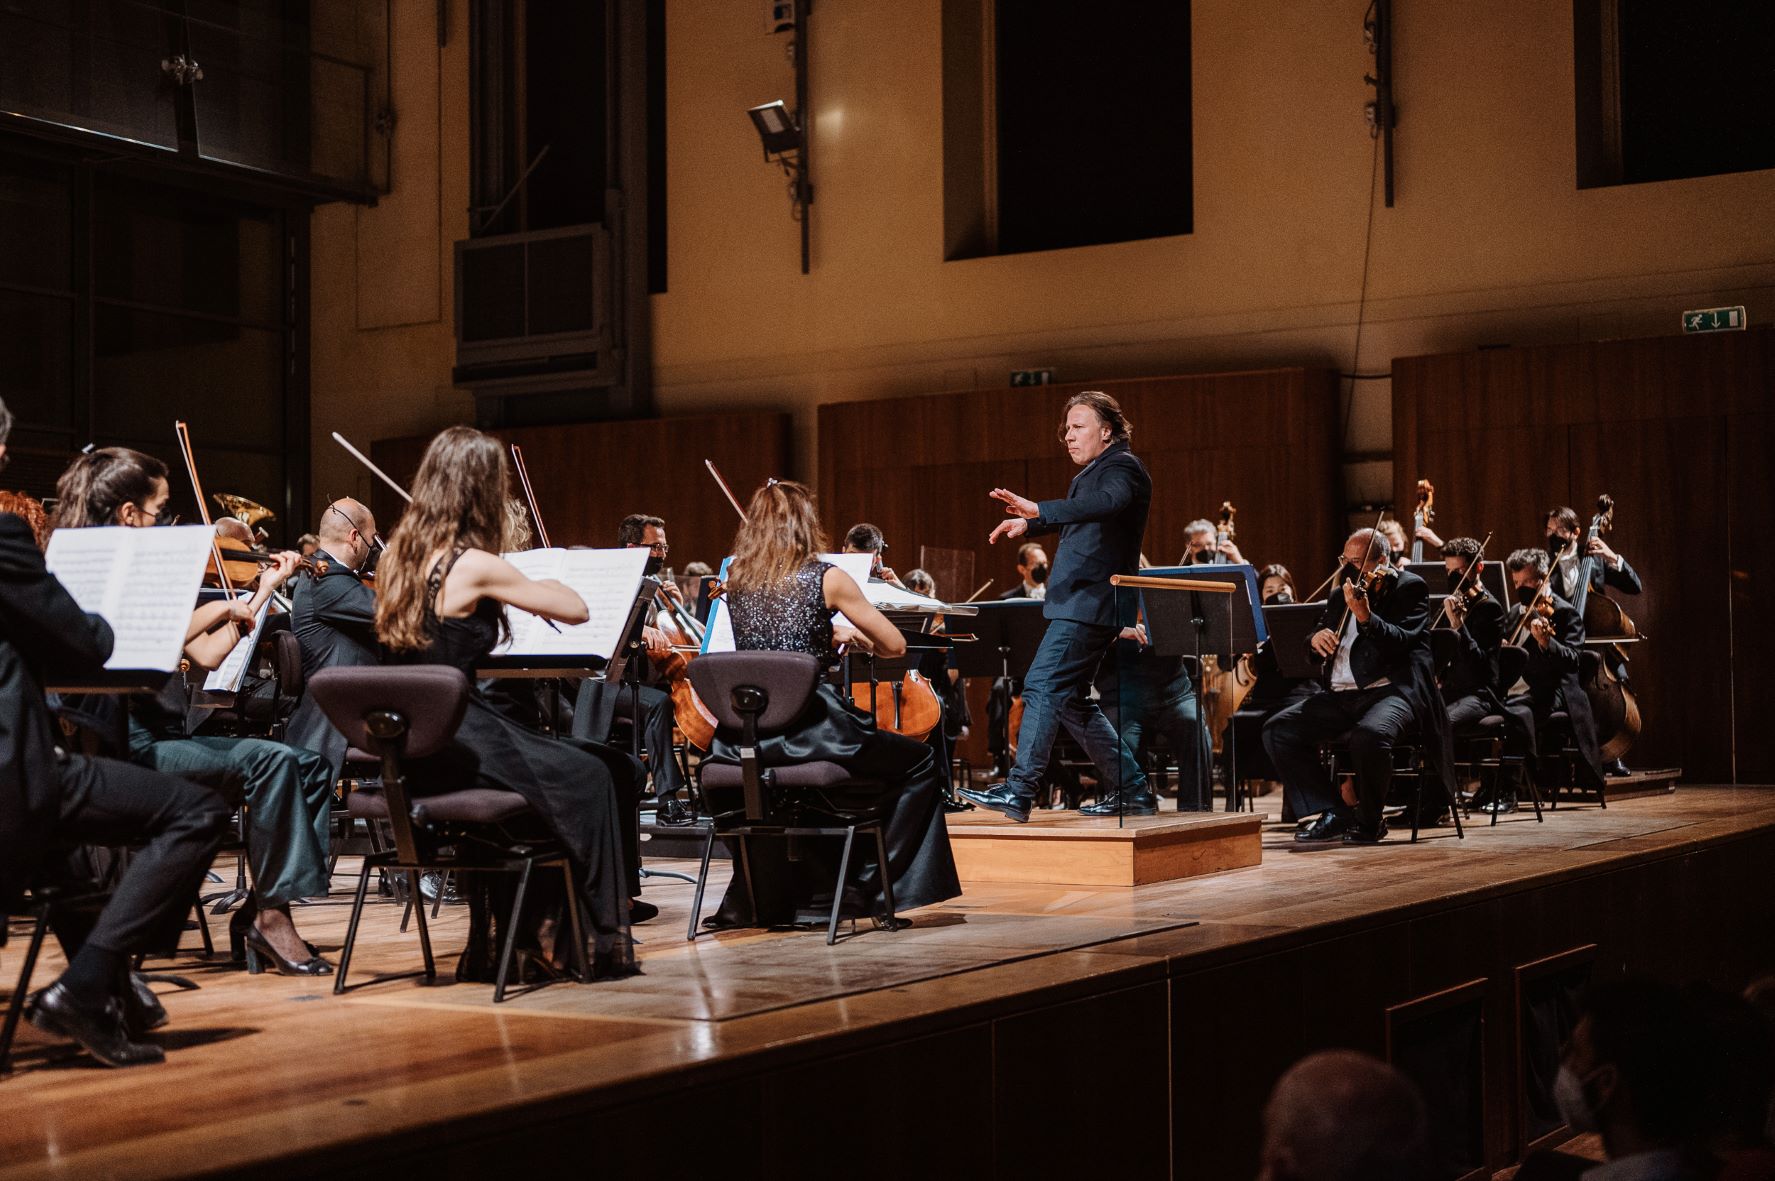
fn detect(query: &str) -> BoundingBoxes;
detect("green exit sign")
[1010,367,1055,387]
[1682,305,1746,333]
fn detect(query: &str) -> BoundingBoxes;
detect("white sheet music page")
[700,557,736,653]
[44,525,216,671]
[819,552,875,630]
[204,593,270,692]
[494,547,651,659]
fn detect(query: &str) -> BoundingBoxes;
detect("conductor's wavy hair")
[1059,390,1132,444]
[52,448,169,529]
[726,480,829,594]
[377,426,511,651]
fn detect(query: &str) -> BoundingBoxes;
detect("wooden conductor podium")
[946,574,1264,888]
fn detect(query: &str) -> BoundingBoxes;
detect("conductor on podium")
[959,390,1154,823]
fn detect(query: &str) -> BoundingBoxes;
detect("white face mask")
[1554,1064,1600,1133]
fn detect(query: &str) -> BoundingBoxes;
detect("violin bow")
[332,431,413,504]
[704,459,750,522]
[174,421,253,636]
[509,444,552,549]
[963,579,993,603]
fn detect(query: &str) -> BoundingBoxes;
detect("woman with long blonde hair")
[703,480,959,930]
[377,426,640,978]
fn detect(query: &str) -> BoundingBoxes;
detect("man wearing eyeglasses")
[284,498,381,778]
[571,513,693,825]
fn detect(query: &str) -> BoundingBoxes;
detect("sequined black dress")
[394,549,638,976]
[706,559,961,926]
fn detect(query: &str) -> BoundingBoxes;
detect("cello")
[1569,495,1641,762]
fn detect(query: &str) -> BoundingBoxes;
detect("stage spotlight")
[746,100,802,159]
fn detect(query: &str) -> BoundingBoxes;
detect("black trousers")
[1446,692,1536,759]
[1263,686,1416,831]
[574,681,683,802]
[48,753,231,959]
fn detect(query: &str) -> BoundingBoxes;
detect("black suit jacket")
[1441,592,1505,703]
[1025,441,1151,628]
[284,550,380,776]
[1508,593,1605,785]
[0,512,115,907]
[1312,568,1457,799]
[1550,554,1641,602]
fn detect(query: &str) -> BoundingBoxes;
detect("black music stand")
[1261,603,1329,680]
[1406,561,1505,605]
[1132,570,1257,813]
[952,600,1047,683]
[614,578,698,887]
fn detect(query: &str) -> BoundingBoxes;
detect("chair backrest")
[269,629,305,698]
[308,666,470,759]
[688,652,820,735]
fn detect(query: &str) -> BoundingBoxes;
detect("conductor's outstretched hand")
[988,487,1037,545]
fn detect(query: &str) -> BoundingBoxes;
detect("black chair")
[308,666,589,1002]
[685,652,902,946]
[1453,647,1544,825]
[1,882,107,1076]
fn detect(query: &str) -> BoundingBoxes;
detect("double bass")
[1569,495,1641,762]
[1410,479,1434,564]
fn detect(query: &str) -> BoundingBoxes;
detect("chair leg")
[1444,766,1465,840]
[493,859,534,1004]
[1410,768,1423,844]
[1521,761,1545,822]
[1,906,52,1076]
[828,826,858,946]
[687,824,717,942]
[191,899,214,958]
[407,871,435,983]
[872,825,900,932]
[560,864,591,982]
[334,859,375,995]
[431,871,449,919]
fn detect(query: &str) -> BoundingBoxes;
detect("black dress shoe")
[654,798,696,826]
[1080,791,1159,816]
[123,972,168,1038]
[958,783,1032,823]
[629,898,660,924]
[27,982,165,1067]
[1343,820,1389,845]
[1294,810,1355,844]
[1604,759,1632,778]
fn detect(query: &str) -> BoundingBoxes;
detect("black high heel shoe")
[230,898,322,964]
[240,925,334,977]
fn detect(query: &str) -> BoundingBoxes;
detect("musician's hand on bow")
[832,623,874,654]
[1310,628,1340,658]
[990,487,1038,519]
[988,517,1029,545]
[641,625,670,655]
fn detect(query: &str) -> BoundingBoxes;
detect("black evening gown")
[394,550,637,976]
[706,559,961,927]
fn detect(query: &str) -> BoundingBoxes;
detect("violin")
[1434,531,1492,630]
[208,546,328,587]
[1507,581,1557,647]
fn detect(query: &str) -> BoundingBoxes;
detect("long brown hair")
[726,480,828,593]
[376,426,510,651]
[52,448,169,529]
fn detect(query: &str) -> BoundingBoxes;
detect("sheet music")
[700,557,737,653]
[44,525,215,671]
[820,552,874,631]
[203,592,269,693]
[493,547,651,659]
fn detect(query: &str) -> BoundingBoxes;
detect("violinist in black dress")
[703,480,960,928]
[375,427,641,978]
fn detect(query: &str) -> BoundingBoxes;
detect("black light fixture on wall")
[745,2,812,272]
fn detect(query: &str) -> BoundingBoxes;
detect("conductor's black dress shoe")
[1079,790,1159,817]
[957,783,1032,823]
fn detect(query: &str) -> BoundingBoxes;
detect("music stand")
[951,600,1047,683]
[1406,561,1504,605]
[1261,603,1329,680]
[1107,574,1237,824]
[611,579,697,887]
[1128,569,1258,813]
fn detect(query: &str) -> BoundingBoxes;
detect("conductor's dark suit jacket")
[0,512,114,908]
[1310,568,1457,801]
[284,551,380,777]
[1024,441,1151,629]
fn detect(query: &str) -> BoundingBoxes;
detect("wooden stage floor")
[4,786,1773,1179]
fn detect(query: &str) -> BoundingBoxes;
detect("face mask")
[1516,585,1539,606]
[643,554,664,577]
[1263,592,1292,606]
[1553,1064,1600,1134]
[1030,563,1048,585]
[1547,536,1566,558]
[1446,571,1466,592]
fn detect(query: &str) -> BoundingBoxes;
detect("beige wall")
[311,0,1775,513]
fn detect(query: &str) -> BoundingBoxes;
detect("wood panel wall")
[816,369,1344,606]
[368,411,792,570]
[1393,329,1774,783]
